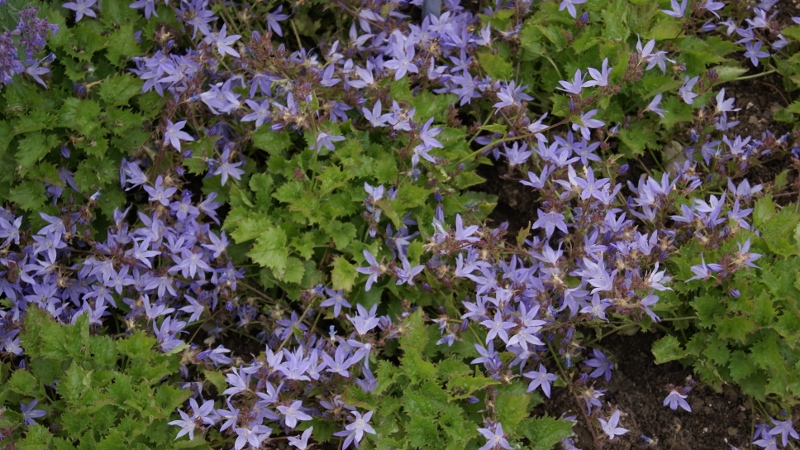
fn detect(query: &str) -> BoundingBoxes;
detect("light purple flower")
[164,120,194,152]
[523,364,558,398]
[288,426,313,449]
[356,249,383,291]
[646,93,666,118]
[557,68,587,95]
[664,389,692,412]
[744,40,769,67]
[558,0,587,18]
[266,6,290,37]
[585,58,612,87]
[678,75,699,104]
[205,24,241,59]
[598,410,629,440]
[277,400,312,429]
[478,423,512,450]
[572,109,604,141]
[312,132,345,153]
[63,0,97,22]
[662,0,687,18]
[20,399,46,426]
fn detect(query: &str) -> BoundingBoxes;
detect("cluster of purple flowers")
[108,0,797,447]
[0,6,58,87]
[2,0,798,447]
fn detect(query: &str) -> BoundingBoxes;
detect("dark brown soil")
[537,332,753,450]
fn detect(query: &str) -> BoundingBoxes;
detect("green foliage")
[0,4,156,224]
[656,197,800,405]
[224,80,494,298]
[1,307,196,449]
[342,310,572,449]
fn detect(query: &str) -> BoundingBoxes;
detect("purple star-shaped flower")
[164,119,194,152]
[63,0,97,22]
[20,399,47,426]
[523,364,558,398]
[311,131,345,153]
[584,349,614,381]
[663,389,692,412]
[598,410,629,440]
[744,40,769,67]
[356,249,383,291]
[480,311,516,344]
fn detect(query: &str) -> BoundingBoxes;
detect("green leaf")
[58,98,102,137]
[650,21,681,40]
[749,333,785,375]
[713,66,748,84]
[652,335,684,363]
[106,23,142,66]
[761,207,800,256]
[9,370,38,396]
[782,26,800,41]
[278,256,305,284]
[600,0,631,40]
[326,221,357,250]
[447,373,498,400]
[98,73,143,107]
[753,195,776,227]
[272,180,305,205]
[495,382,530,434]
[0,121,11,154]
[752,291,776,326]
[252,127,293,155]
[8,180,46,211]
[518,417,574,450]
[331,256,357,292]
[100,0,143,24]
[249,226,289,276]
[728,350,756,382]
[18,424,53,450]
[774,312,800,347]
[12,110,56,135]
[619,126,658,158]
[16,132,58,173]
[478,124,507,134]
[693,293,727,327]
[716,316,756,343]
[476,50,513,80]
[408,415,440,448]
[117,331,158,360]
[74,157,118,192]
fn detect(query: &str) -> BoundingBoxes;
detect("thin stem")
[732,68,776,82]
[467,113,496,147]
[275,300,315,354]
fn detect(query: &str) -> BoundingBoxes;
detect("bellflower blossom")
[558,0,587,18]
[266,6,291,37]
[312,132,346,153]
[477,423,512,450]
[20,399,47,426]
[768,418,799,447]
[204,24,241,58]
[598,410,629,440]
[523,364,558,398]
[662,0,687,18]
[62,0,97,22]
[663,388,692,412]
[164,120,195,152]
[333,410,376,449]
[678,75,699,104]
[743,40,769,67]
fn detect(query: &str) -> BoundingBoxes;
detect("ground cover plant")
[1,0,800,449]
